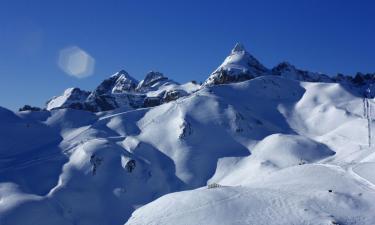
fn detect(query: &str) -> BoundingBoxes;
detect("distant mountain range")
[20,43,374,112]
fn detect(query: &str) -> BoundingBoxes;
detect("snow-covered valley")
[1,44,374,225]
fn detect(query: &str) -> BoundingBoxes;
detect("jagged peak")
[144,71,166,80]
[112,69,128,77]
[111,69,137,82]
[135,71,174,92]
[63,87,87,95]
[140,71,167,86]
[272,61,297,72]
[231,43,247,54]
[203,43,268,86]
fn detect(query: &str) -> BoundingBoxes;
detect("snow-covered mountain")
[46,87,91,110]
[44,43,374,114]
[204,43,374,89]
[271,61,332,82]
[1,44,375,225]
[46,70,200,112]
[204,43,269,86]
[136,71,177,92]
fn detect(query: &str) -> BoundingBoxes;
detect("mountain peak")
[88,70,138,98]
[46,87,90,110]
[110,70,138,94]
[136,71,169,91]
[231,43,246,54]
[203,43,268,86]
[144,71,165,81]
[272,61,297,73]
[111,69,133,79]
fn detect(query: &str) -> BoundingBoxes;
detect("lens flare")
[58,46,95,78]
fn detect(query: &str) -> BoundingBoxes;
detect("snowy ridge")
[271,61,332,82]
[45,70,199,112]
[1,44,375,225]
[136,71,177,92]
[42,43,374,114]
[46,88,90,110]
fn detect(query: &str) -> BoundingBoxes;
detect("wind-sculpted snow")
[1,75,374,224]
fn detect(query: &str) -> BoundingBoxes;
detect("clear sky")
[0,0,374,110]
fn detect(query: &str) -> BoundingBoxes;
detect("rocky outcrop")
[19,105,43,112]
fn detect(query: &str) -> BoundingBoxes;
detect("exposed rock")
[163,89,188,102]
[46,87,91,111]
[143,97,162,108]
[271,62,332,82]
[136,71,177,92]
[19,105,42,112]
[125,159,136,173]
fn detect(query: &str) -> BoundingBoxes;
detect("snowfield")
[1,45,374,225]
[127,165,375,225]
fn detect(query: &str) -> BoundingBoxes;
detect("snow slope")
[1,75,374,225]
[127,165,375,225]
[46,88,90,111]
[2,41,375,225]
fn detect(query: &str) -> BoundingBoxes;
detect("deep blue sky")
[1,0,374,110]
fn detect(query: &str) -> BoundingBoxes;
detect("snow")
[204,43,268,85]
[111,70,139,94]
[127,165,375,225]
[272,62,332,82]
[352,162,375,185]
[46,71,199,112]
[1,64,375,224]
[46,88,90,110]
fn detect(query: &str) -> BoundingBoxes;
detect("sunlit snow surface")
[0,76,374,225]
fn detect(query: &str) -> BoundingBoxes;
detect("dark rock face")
[179,121,192,139]
[90,154,103,176]
[128,94,147,108]
[125,159,136,173]
[67,88,91,101]
[44,69,187,112]
[353,74,365,84]
[208,69,254,85]
[112,71,138,93]
[163,90,188,102]
[136,71,169,92]
[91,76,120,97]
[90,70,138,97]
[143,97,162,108]
[86,94,118,112]
[141,71,167,86]
[19,105,42,112]
[271,62,332,82]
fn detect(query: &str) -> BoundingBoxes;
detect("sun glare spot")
[58,46,95,78]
